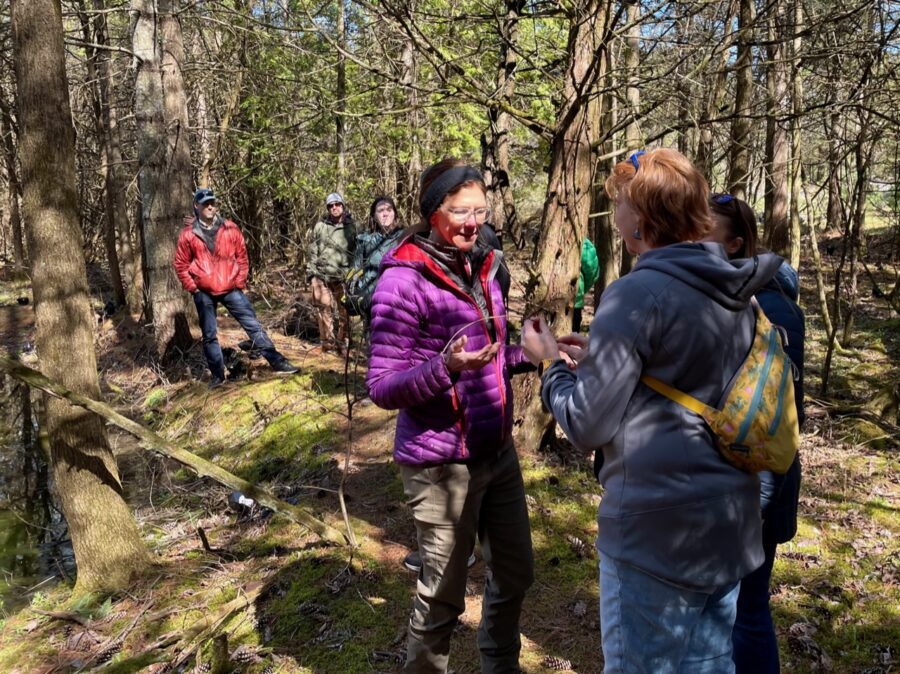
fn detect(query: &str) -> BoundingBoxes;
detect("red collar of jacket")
[392,239,495,295]
[392,239,505,342]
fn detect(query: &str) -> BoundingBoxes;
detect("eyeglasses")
[628,150,646,171]
[711,193,735,205]
[199,201,217,208]
[328,202,343,209]
[445,207,491,225]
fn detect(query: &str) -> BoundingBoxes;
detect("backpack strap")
[641,375,717,418]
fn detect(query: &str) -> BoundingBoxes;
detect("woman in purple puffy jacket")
[366,159,534,674]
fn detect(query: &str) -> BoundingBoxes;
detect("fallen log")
[0,355,350,546]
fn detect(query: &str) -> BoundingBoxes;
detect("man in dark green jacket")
[308,192,356,353]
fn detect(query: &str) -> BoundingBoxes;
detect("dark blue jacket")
[755,262,804,544]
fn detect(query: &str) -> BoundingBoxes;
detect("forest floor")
[0,233,897,674]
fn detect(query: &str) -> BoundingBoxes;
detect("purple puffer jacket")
[366,239,530,466]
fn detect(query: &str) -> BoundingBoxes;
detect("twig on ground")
[0,355,349,546]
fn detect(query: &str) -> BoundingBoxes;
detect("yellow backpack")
[641,300,800,474]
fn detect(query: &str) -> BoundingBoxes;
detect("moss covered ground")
[0,237,897,673]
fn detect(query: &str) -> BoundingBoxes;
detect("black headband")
[419,165,484,224]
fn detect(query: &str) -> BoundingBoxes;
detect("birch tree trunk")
[400,10,421,219]
[11,0,150,593]
[788,0,803,270]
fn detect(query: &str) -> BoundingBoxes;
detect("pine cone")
[96,642,122,664]
[542,654,573,670]
[232,646,256,663]
[194,662,212,674]
[566,535,587,558]
[260,664,276,674]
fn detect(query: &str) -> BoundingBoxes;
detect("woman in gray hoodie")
[522,148,782,673]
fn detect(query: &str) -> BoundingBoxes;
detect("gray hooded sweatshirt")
[542,242,782,592]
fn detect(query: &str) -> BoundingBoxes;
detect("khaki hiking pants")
[399,444,534,674]
[311,276,349,349]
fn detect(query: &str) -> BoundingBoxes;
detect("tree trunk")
[801,171,834,338]
[132,0,194,358]
[592,65,618,296]
[400,12,421,220]
[727,0,755,199]
[10,0,150,594]
[696,0,737,181]
[519,0,609,451]
[76,0,126,307]
[483,0,523,248]
[335,0,347,193]
[616,2,641,278]
[624,1,641,151]
[159,0,194,206]
[0,87,26,275]
[763,0,790,257]
[788,0,803,270]
[842,123,872,344]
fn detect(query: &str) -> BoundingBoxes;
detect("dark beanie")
[418,165,484,224]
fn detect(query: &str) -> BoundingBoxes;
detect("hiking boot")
[208,375,226,389]
[403,550,476,572]
[271,359,299,375]
[403,550,421,572]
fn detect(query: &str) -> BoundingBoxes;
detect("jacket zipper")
[419,250,508,454]
[450,385,468,459]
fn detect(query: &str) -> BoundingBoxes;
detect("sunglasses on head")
[711,193,735,205]
[628,150,646,171]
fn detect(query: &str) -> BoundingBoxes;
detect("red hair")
[605,148,713,247]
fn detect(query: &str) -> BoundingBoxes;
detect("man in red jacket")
[174,188,298,387]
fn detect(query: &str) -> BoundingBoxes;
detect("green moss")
[144,387,168,410]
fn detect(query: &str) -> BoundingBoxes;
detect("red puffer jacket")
[174,218,249,295]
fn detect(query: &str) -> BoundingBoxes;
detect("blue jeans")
[193,289,281,378]
[599,552,739,674]
[733,534,780,673]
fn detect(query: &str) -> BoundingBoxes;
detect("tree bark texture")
[0,87,26,274]
[76,0,126,308]
[695,0,737,181]
[727,0,754,199]
[842,122,873,344]
[10,0,150,593]
[400,15,421,221]
[159,0,194,203]
[788,0,803,270]
[132,0,193,358]
[763,0,791,258]
[592,69,618,296]
[519,0,609,451]
[335,0,347,193]
[624,1,641,151]
[482,0,523,248]
[618,0,640,280]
